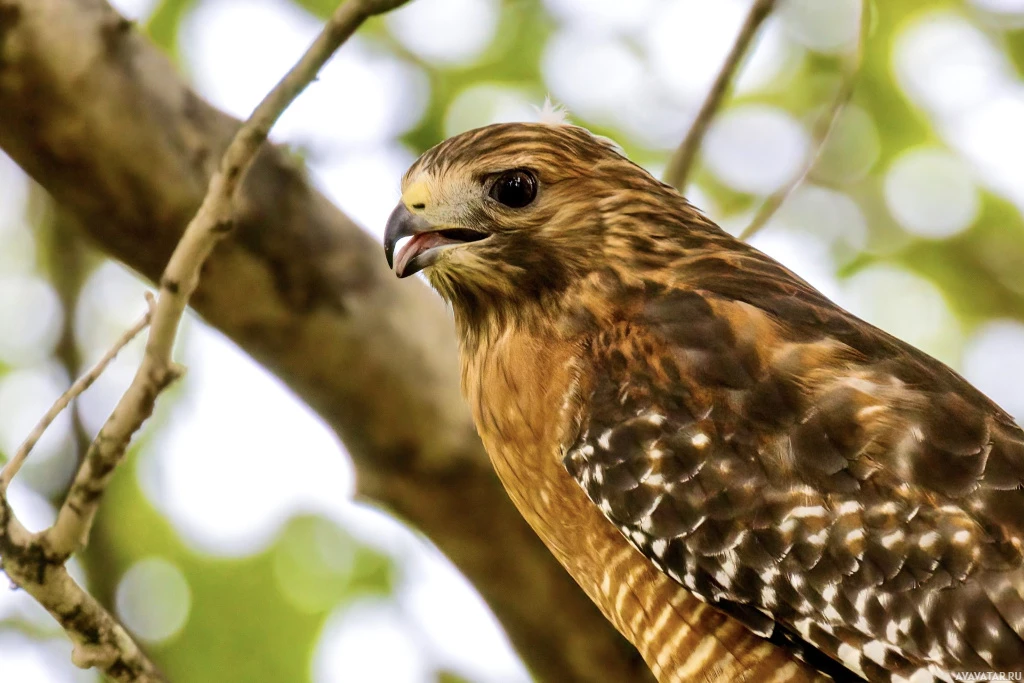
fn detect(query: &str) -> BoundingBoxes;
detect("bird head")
[383,121,702,336]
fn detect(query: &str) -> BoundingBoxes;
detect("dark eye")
[490,170,537,208]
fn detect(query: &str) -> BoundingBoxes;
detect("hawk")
[382,120,1024,682]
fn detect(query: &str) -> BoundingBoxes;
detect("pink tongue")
[395,232,453,275]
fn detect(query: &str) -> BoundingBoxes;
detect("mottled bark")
[0,496,166,682]
[0,0,652,680]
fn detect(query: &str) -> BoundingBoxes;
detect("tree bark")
[0,0,653,680]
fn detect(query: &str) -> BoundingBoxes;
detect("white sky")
[3,0,1024,681]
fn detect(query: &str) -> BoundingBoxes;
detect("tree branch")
[0,0,412,679]
[738,0,869,242]
[0,493,166,682]
[0,0,815,679]
[0,305,151,493]
[0,1,655,679]
[46,0,405,560]
[663,0,778,192]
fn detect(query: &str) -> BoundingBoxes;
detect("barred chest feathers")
[458,323,814,682]
[459,328,576,547]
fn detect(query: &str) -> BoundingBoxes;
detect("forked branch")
[0,1,410,680]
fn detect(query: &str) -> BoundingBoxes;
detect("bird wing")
[561,254,1024,682]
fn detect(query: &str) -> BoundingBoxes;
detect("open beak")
[383,203,488,278]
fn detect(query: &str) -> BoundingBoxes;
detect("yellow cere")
[402,179,431,211]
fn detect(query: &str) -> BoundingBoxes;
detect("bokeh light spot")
[0,153,31,252]
[76,263,151,438]
[894,14,1006,116]
[778,0,861,54]
[842,265,962,365]
[5,481,57,533]
[0,275,63,366]
[776,185,868,251]
[314,600,431,683]
[146,322,352,557]
[281,42,430,149]
[185,0,429,148]
[184,0,319,120]
[814,104,880,185]
[116,557,192,644]
[704,105,809,194]
[444,85,540,138]
[969,0,1024,14]
[543,0,657,34]
[398,546,532,683]
[387,0,499,65]
[312,143,414,238]
[963,320,1024,421]
[543,30,645,124]
[0,633,95,683]
[953,88,1024,210]
[884,148,979,238]
[749,229,844,303]
[107,0,158,20]
[0,365,71,472]
[272,516,357,613]
[647,0,789,105]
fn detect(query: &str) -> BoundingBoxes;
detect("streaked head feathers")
[382,112,709,341]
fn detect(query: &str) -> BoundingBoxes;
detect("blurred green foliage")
[82,447,392,683]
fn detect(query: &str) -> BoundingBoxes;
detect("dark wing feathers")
[562,260,1024,682]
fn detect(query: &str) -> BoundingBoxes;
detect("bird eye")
[490,170,537,208]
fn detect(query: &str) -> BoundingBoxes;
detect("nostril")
[411,203,426,210]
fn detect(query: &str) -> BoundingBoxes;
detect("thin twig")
[0,302,153,493]
[0,1,411,680]
[0,615,64,641]
[46,0,408,560]
[0,496,167,682]
[663,0,778,192]
[739,0,870,242]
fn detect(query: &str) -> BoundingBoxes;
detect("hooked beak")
[383,203,432,277]
[383,203,488,278]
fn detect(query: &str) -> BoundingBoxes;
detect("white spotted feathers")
[559,287,1024,682]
